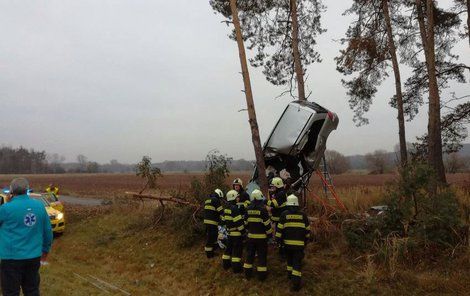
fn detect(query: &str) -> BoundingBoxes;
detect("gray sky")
[0,0,468,163]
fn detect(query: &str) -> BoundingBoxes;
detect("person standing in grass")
[243,189,272,281]
[276,194,310,292]
[0,178,53,296]
[203,189,224,258]
[221,190,245,273]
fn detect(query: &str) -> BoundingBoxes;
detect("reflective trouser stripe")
[222,255,231,260]
[287,266,293,271]
[284,240,305,246]
[248,233,267,239]
[204,219,218,226]
[243,263,253,269]
[231,257,241,263]
[204,247,213,251]
[229,232,242,237]
[257,266,267,272]
[292,270,302,277]
[247,217,262,223]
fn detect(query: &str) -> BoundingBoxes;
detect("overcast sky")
[0,0,468,163]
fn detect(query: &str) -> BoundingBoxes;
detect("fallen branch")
[125,191,201,225]
[125,192,198,207]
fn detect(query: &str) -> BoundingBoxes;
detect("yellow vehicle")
[0,193,9,205]
[43,192,64,212]
[30,193,65,234]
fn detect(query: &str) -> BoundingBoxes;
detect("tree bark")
[467,0,470,46]
[382,0,408,166]
[415,0,447,185]
[290,0,306,101]
[229,0,269,195]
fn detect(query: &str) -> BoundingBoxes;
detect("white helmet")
[214,189,224,198]
[250,189,263,201]
[226,190,239,202]
[286,194,299,207]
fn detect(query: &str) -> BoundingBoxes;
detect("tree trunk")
[416,0,447,186]
[382,0,408,166]
[467,0,470,46]
[290,0,306,101]
[229,0,269,195]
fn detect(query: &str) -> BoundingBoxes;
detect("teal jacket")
[0,194,53,260]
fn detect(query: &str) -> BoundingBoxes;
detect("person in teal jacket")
[0,177,53,296]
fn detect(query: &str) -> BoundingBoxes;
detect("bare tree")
[324,150,350,174]
[365,150,390,174]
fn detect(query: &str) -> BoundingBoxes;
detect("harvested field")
[0,172,468,199]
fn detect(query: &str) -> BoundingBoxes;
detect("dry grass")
[39,202,470,295]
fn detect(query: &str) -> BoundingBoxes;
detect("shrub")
[343,162,463,261]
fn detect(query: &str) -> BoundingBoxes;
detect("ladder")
[315,156,347,213]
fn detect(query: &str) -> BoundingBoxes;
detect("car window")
[31,196,50,207]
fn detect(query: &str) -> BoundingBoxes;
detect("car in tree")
[30,193,65,234]
[247,100,339,198]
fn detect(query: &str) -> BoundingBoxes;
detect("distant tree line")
[0,146,49,174]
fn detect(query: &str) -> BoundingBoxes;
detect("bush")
[163,150,232,248]
[343,162,463,261]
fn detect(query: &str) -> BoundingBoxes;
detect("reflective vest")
[267,189,287,222]
[222,203,245,237]
[245,201,272,239]
[203,196,223,226]
[276,208,310,249]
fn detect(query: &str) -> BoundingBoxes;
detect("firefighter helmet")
[226,190,239,201]
[214,189,223,199]
[286,194,299,207]
[250,189,263,201]
[232,178,243,187]
[270,177,284,189]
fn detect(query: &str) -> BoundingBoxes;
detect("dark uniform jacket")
[222,202,245,237]
[267,189,287,222]
[236,189,251,217]
[245,201,272,239]
[203,195,223,226]
[276,207,310,249]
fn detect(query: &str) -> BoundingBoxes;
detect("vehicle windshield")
[30,195,50,207]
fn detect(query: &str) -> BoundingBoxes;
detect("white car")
[248,100,339,194]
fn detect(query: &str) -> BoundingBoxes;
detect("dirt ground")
[0,172,468,198]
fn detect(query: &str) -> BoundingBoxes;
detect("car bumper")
[50,219,65,233]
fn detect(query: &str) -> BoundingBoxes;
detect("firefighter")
[45,183,59,195]
[203,189,224,258]
[267,177,287,257]
[232,178,250,216]
[221,189,245,273]
[267,177,287,226]
[276,194,311,291]
[243,189,272,281]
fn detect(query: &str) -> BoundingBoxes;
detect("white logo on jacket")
[24,213,37,227]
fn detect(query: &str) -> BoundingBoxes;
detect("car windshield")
[30,195,50,207]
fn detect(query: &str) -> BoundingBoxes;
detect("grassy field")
[41,203,470,295]
[0,172,467,294]
[0,172,468,198]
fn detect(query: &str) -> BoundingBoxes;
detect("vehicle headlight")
[57,213,64,220]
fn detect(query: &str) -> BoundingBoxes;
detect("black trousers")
[204,224,218,258]
[286,249,304,290]
[1,257,41,296]
[222,236,243,273]
[243,239,268,280]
